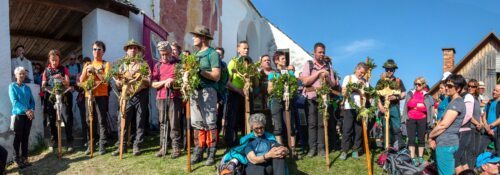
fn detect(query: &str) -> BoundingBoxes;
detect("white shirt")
[11,56,34,83]
[342,74,368,109]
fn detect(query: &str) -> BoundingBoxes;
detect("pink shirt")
[151,60,179,99]
[299,59,335,100]
[407,90,427,120]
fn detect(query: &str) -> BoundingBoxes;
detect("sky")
[252,0,500,89]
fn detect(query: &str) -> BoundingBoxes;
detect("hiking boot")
[317,149,326,157]
[155,148,166,157]
[205,148,216,166]
[307,148,316,157]
[133,146,141,156]
[170,148,181,159]
[190,147,203,164]
[339,152,347,160]
[84,147,92,155]
[15,158,25,169]
[22,157,32,167]
[111,147,126,156]
[351,151,360,159]
[98,146,106,155]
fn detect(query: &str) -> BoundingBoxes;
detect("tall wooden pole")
[244,78,251,134]
[87,91,94,158]
[321,93,330,173]
[186,100,191,173]
[119,84,129,160]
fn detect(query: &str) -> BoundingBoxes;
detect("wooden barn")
[428,32,500,97]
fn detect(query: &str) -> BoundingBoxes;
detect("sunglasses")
[414,83,422,86]
[93,48,102,51]
[385,68,395,72]
[468,85,477,88]
[445,84,455,89]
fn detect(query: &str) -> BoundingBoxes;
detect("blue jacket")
[9,82,35,115]
[222,131,276,165]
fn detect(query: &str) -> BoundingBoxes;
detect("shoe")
[307,149,316,157]
[111,147,126,156]
[48,146,54,152]
[15,158,25,169]
[84,147,91,155]
[22,157,32,167]
[205,148,216,166]
[351,151,359,159]
[155,148,165,157]
[339,152,347,160]
[190,147,203,164]
[133,147,140,156]
[412,158,418,166]
[67,146,74,152]
[98,147,106,155]
[317,149,326,157]
[418,157,424,165]
[170,148,181,159]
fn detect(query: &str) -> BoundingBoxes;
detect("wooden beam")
[11,30,80,44]
[13,0,100,14]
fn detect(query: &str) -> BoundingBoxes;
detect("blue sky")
[252,0,500,89]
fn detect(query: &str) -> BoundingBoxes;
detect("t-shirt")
[436,97,465,146]
[407,90,427,120]
[195,47,220,89]
[376,76,406,105]
[437,95,450,121]
[227,56,251,90]
[341,74,367,109]
[82,60,110,97]
[486,100,499,130]
[244,136,277,157]
[151,59,178,99]
[299,60,335,100]
[267,70,295,81]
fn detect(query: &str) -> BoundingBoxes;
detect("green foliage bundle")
[268,73,299,100]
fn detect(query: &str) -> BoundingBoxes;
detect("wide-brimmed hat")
[476,152,500,168]
[190,25,213,40]
[123,39,145,51]
[382,59,398,69]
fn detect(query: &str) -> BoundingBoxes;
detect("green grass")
[6,134,385,175]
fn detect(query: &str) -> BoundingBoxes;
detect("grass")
[6,134,386,175]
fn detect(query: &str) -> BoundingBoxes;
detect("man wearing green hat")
[189,25,221,166]
[111,39,151,156]
[376,59,406,148]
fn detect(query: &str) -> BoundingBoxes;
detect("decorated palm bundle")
[268,73,299,100]
[316,77,331,119]
[112,54,151,95]
[233,57,261,92]
[175,54,200,101]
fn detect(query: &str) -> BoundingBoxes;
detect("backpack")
[379,148,426,175]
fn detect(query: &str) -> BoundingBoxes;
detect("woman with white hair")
[9,66,35,169]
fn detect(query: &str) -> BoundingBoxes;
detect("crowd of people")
[3,25,500,175]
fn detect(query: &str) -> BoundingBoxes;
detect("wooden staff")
[244,77,251,134]
[283,83,293,158]
[87,90,94,158]
[186,100,191,173]
[55,93,63,160]
[119,84,129,160]
[362,57,373,175]
[321,92,330,173]
[377,87,400,149]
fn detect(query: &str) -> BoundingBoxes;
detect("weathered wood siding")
[458,41,499,97]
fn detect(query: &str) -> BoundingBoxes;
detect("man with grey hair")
[151,41,182,158]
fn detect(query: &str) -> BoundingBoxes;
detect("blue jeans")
[436,145,458,175]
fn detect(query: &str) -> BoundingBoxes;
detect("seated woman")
[219,113,288,175]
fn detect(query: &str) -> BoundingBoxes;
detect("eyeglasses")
[93,48,102,51]
[468,85,477,88]
[253,126,265,131]
[385,68,395,72]
[414,83,422,86]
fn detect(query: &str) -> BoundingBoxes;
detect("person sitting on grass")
[219,113,289,175]
[475,152,500,175]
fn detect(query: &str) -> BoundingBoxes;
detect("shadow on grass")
[7,151,87,175]
[287,159,308,175]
